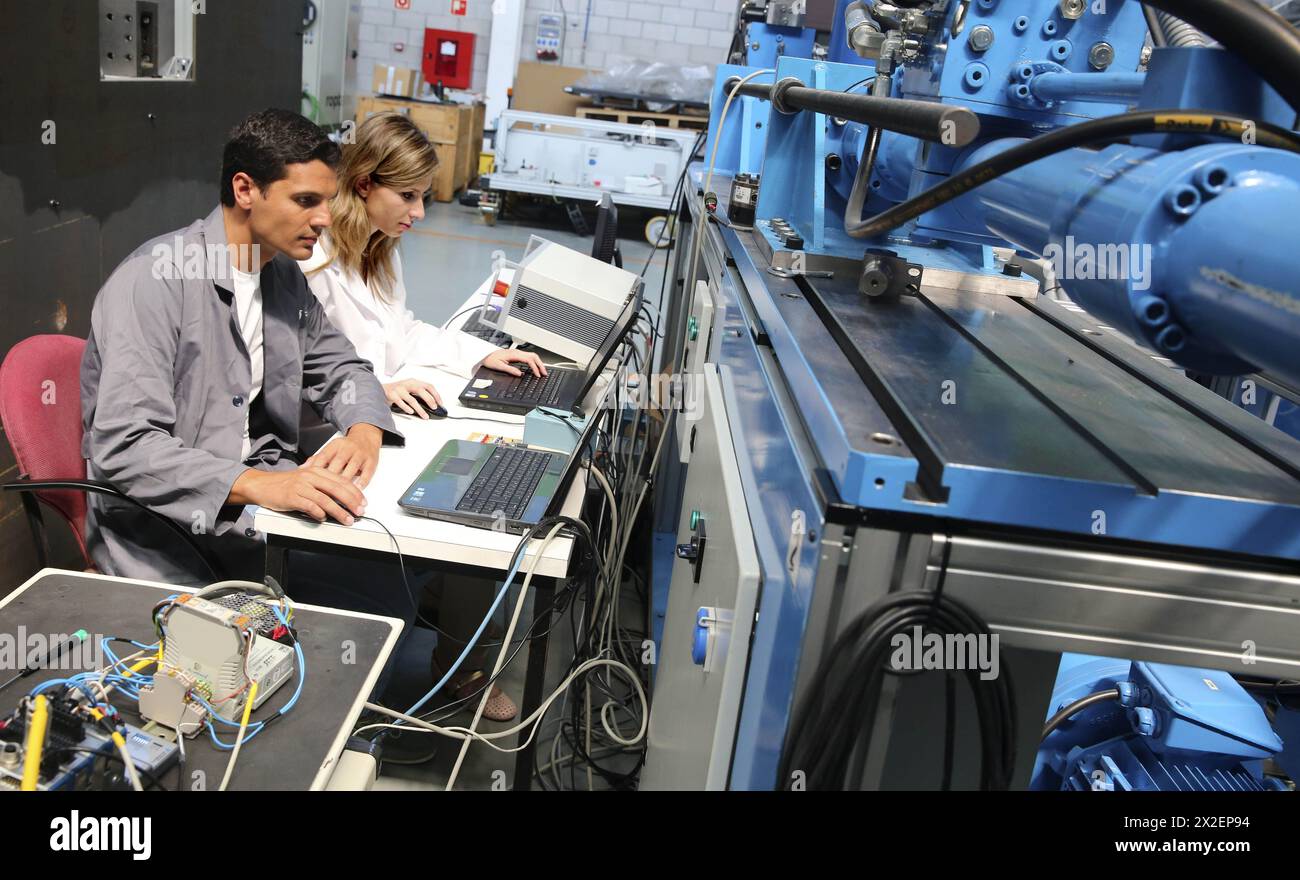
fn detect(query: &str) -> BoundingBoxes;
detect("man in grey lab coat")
[81,110,412,638]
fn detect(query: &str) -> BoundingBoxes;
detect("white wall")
[350,0,737,96]
[524,0,738,72]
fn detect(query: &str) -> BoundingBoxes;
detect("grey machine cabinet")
[642,366,762,790]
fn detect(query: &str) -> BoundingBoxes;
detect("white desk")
[255,278,609,580]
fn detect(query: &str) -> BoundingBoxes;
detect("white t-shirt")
[230,266,264,461]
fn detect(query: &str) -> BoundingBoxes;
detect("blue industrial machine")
[640,0,1300,791]
[1033,654,1287,791]
[736,0,821,68]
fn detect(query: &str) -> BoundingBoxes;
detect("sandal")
[430,657,519,723]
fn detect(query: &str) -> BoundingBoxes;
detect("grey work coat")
[80,205,401,586]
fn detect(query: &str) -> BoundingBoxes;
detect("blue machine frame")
[645,0,1300,791]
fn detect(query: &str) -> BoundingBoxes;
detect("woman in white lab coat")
[301,112,541,722]
[301,112,545,418]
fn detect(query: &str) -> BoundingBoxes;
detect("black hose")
[778,590,1017,791]
[845,108,1300,240]
[1041,689,1122,741]
[723,75,980,146]
[845,72,891,237]
[1141,0,1300,112]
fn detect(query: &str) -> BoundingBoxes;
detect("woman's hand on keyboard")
[480,348,547,378]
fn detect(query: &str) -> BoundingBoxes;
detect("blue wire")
[206,720,265,750]
[271,605,306,715]
[399,543,530,721]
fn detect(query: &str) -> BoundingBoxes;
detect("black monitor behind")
[592,193,622,268]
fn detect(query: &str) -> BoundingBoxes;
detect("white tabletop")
[254,276,609,580]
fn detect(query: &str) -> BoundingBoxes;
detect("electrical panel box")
[536,12,564,61]
[301,0,359,129]
[423,28,475,91]
[98,0,194,80]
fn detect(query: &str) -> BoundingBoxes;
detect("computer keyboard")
[502,370,566,405]
[461,312,513,346]
[456,446,553,519]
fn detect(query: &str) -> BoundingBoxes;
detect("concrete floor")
[369,195,669,791]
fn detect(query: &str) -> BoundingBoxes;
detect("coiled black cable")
[778,590,1016,791]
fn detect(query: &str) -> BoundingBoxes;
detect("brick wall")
[351,0,736,97]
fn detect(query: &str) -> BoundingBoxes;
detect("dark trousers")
[285,551,424,700]
[423,572,500,675]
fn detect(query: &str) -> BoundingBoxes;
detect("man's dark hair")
[220,108,342,206]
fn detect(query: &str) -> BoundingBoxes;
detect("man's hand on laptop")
[230,466,368,525]
[307,424,384,490]
[481,348,547,378]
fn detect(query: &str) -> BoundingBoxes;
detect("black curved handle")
[4,479,225,582]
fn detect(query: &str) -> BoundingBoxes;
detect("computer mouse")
[392,401,448,419]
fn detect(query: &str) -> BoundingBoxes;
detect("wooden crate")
[355,96,486,202]
[459,102,487,189]
[575,106,709,131]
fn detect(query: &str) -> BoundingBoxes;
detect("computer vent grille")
[513,285,616,349]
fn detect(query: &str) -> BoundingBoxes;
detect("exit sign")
[451,0,467,14]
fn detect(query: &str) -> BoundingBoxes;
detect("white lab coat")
[300,236,500,382]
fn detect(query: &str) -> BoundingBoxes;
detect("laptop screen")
[570,282,645,411]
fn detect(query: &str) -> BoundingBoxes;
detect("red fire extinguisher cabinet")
[423,29,475,90]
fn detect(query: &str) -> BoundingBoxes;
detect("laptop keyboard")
[502,370,567,405]
[456,446,553,519]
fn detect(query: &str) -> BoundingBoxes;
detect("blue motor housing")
[1032,655,1288,792]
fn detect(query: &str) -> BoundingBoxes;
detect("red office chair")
[0,334,222,577]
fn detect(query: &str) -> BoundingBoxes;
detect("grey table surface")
[0,570,401,791]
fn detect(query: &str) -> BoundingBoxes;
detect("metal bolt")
[859,258,892,298]
[1060,0,1085,18]
[1088,41,1114,70]
[968,25,994,52]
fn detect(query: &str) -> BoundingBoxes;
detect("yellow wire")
[122,657,157,678]
[240,681,259,730]
[218,681,259,792]
[20,696,49,791]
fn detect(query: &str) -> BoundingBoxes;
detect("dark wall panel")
[0,0,304,588]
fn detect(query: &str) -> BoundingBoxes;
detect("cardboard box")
[372,64,424,98]
[510,62,595,117]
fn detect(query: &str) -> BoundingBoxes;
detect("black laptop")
[397,408,599,533]
[457,286,643,416]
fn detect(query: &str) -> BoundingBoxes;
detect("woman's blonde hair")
[317,112,437,298]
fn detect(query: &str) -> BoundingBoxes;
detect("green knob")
[690,509,701,529]
[688,317,699,341]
